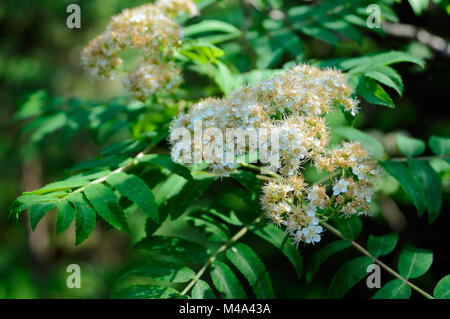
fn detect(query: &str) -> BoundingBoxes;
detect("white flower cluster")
[262,142,379,246]
[122,60,182,102]
[169,64,378,246]
[170,64,357,176]
[81,0,198,101]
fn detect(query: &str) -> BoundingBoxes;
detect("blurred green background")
[0,0,449,298]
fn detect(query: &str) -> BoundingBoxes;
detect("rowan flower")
[81,0,197,100]
[332,178,350,196]
[302,225,323,244]
[123,60,182,101]
[156,0,199,18]
[168,64,378,246]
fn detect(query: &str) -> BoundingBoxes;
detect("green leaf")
[396,134,426,157]
[367,233,398,258]
[356,76,394,108]
[167,172,215,220]
[56,200,75,234]
[27,177,90,195]
[70,155,128,172]
[29,113,67,143]
[184,20,242,39]
[214,61,235,95]
[145,217,160,237]
[341,51,425,71]
[139,154,191,180]
[322,19,363,42]
[191,280,216,299]
[334,126,384,159]
[135,236,209,264]
[230,170,261,192]
[179,39,224,64]
[112,285,179,299]
[69,192,97,245]
[271,28,303,58]
[9,192,65,219]
[306,240,351,283]
[372,279,411,299]
[328,256,373,298]
[83,183,129,232]
[226,243,274,298]
[407,159,442,223]
[107,172,158,223]
[208,207,243,226]
[434,274,450,299]
[380,161,425,214]
[398,245,433,279]
[249,33,284,69]
[120,261,195,283]
[14,90,47,120]
[210,261,247,299]
[332,215,362,240]
[297,24,338,46]
[429,135,450,156]
[365,66,403,95]
[408,0,429,15]
[187,212,230,243]
[250,224,303,278]
[153,173,187,206]
[29,203,55,231]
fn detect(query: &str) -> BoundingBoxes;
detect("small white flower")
[307,185,320,201]
[333,179,350,196]
[352,164,367,180]
[292,229,305,248]
[302,225,323,244]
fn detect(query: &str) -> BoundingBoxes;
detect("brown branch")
[383,21,450,57]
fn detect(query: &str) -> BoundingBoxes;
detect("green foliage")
[396,134,426,157]
[381,157,443,222]
[434,274,450,299]
[192,280,216,299]
[112,285,179,299]
[398,245,433,279]
[372,279,411,299]
[381,160,426,214]
[322,51,424,108]
[367,233,398,258]
[408,0,429,15]
[328,256,373,298]
[332,215,362,240]
[210,261,247,299]
[306,240,351,283]
[226,243,274,298]
[70,192,97,245]
[250,224,304,279]
[83,183,129,232]
[429,135,450,157]
[107,172,158,222]
[7,0,449,300]
[134,236,209,264]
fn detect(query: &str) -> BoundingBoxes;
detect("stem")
[179,213,265,296]
[390,154,450,162]
[59,145,155,200]
[238,162,282,179]
[321,221,435,299]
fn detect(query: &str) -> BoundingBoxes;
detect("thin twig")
[321,221,435,299]
[390,154,450,162]
[179,213,265,296]
[383,21,450,57]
